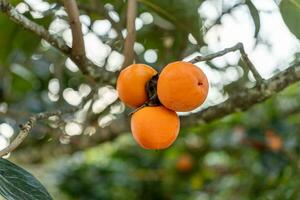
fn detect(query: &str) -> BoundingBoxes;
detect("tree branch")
[182,61,300,126]
[0,110,70,157]
[0,0,70,54]
[189,43,263,83]
[63,0,86,73]
[122,0,137,68]
[0,0,115,84]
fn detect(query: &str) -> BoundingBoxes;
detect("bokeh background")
[1,0,300,199]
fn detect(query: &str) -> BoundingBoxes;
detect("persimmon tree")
[0,0,299,199]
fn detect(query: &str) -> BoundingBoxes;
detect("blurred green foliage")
[57,84,300,200]
[0,0,300,199]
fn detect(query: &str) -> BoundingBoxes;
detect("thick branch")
[9,62,300,160]
[189,43,263,83]
[122,0,137,68]
[63,0,86,73]
[0,0,115,83]
[182,62,300,126]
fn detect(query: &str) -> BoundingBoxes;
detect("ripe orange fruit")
[157,61,209,112]
[176,154,194,172]
[117,64,157,108]
[265,130,283,152]
[131,106,180,149]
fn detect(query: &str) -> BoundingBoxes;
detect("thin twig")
[122,0,137,68]
[182,61,300,126]
[189,42,263,83]
[0,110,75,157]
[63,0,87,73]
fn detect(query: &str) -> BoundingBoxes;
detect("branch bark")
[122,0,137,68]
[8,62,300,160]
[189,43,263,83]
[0,0,115,84]
[0,110,68,157]
[0,0,70,54]
[63,0,87,73]
[182,61,300,126]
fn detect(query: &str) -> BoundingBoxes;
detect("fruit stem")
[129,74,161,115]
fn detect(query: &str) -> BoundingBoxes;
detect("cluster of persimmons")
[117,61,209,150]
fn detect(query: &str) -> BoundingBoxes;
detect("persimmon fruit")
[117,64,157,108]
[265,130,283,152]
[157,61,209,112]
[131,106,180,149]
[176,154,194,172]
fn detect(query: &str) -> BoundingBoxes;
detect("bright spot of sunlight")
[55,7,67,17]
[134,42,145,54]
[188,33,198,45]
[0,136,9,151]
[48,78,60,95]
[48,92,59,102]
[106,51,124,72]
[204,151,231,167]
[110,102,125,114]
[92,86,118,114]
[78,84,91,97]
[62,28,72,46]
[84,33,112,66]
[11,64,32,81]
[99,86,118,105]
[0,123,14,138]
[92,99,107,114]
[98,114,116,128]
[135,18,143,30]
[25,0,50,13]
[59,135,70,144]
[140,12,154,25]
[198,1,219,26]
[16,2,29,14]
[80,15,91,26]
[144,49,158,63]
[0,103,8,113]
[109,10,120,22]
[225,66,241,82]
[84,126,96,136]
[65,122,82,136]
[108,29,118,39]
[81,24,89,35]
[65,58,79,72]
[92,20,112,36]
[63,88,82,106]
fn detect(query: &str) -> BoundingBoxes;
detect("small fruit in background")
[265,130,283,152]
[176,153,194,173]
[157,61,209,112]
[117,64,157,108]
[131,106,180,150]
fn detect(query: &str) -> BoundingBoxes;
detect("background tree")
[0,0,300,199]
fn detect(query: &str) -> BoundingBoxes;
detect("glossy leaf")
[0,158,52,200]
[280,0,300,38]
[246,0,260,37]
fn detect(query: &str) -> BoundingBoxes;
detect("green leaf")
[0,158,52,200]
[280,0,300,38]
[246,0,260,37]
[138,0,204,45]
